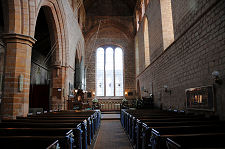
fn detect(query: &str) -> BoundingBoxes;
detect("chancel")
[0,0,225,149]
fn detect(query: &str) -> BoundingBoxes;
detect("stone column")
[50,61,66,111]
[1,33,36,119]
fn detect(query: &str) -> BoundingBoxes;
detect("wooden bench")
[138,120,223,149]
[29,110,101,136]
[129,115,208,144]
[121,109,223,149]
[0,110,100,149]
[3,120,91,148]
[0,128,81,148]
[16,116,95,142]
[151,124,225,149]
[1,113,99,149]
[166,133,225,149]
[15,111,101,146]
[0,136,71,149]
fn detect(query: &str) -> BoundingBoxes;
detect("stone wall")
[85,16,136,99]
[136,0,225,119]
[61,0,85,93]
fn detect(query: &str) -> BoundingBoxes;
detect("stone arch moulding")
[75,40,83,64]
[35,0,68,67]
[85,22,134,42]
[85,25,129,63]
[35,0,69,111]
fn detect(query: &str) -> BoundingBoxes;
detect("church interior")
[0,0,225,148]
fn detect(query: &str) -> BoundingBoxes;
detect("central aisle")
[93,120,132,149]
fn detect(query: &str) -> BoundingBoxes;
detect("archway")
[74,50,81,89]
[29,7,57,113]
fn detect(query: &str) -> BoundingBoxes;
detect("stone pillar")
[0,40,5,99]
[0,39,5,114]
[1,33,36,119]
[50,62,66,111]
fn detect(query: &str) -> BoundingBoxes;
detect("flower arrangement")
[92,97,98,103]
[122,98,127,103]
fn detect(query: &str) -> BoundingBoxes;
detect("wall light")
[125,91,128,96]
[144,88,149,93]
[164,85,171,95]
[212,70,222,85]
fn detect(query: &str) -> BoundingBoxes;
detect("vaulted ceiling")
[83,0,137,16]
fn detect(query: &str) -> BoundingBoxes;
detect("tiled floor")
[93,120,132,149]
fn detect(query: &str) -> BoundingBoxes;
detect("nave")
[0,0,225,148]
[1,108,225,149]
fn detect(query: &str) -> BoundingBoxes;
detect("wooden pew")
[0,110,100,149]
[121,109,221,149]
[137,120,222,149]
[129,114,209,146]
[0,128,83,149]
[151,124,225,149]
[27,110,101,139]
[8,117,92,145]
[2,120,88,149]
[129,115,208,144]
[166,133,225,149]
[16,116,94,142]
[37,110,101,129]
[0,136,71,149]
[0,127,74,136]
[122,109,192,137]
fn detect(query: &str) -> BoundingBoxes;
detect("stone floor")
[101,113,120,119]
[93,120,132,149]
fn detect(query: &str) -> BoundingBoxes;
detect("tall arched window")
[96,46,124,96]
[141,0,145,18]
[135,37,139,75]
[160,0,174,50]
[144,17,150,67]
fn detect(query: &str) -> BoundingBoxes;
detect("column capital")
[2,33,36,47]
[52,60,62,69]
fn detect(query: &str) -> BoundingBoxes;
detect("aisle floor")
[93,120,132,149]
[101,114,120,119]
